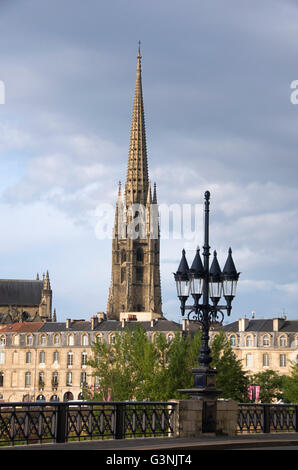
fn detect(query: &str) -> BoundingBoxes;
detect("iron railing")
[238,403,298,434]
[0,401,177,446]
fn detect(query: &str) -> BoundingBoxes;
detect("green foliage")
[249,370,284,403]
[86,325,248,402]
[210,329,249,402]
[280,362,298,403]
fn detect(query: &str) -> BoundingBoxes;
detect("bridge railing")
[0,401,177,446]
[237,403,298,434]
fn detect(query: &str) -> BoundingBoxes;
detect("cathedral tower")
[106,47,163,321]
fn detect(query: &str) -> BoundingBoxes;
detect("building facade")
[0,315,181,402]
[0,272,53,327]
[211,316,298,376]
[106,48,162,321]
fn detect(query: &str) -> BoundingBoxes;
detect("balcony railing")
[0,401,177,446]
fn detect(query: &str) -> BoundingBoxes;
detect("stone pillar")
[173,400,203,438]
[172,399,239,438]
[216,400,239,436]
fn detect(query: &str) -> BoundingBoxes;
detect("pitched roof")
[0,279,43,306]
[0,322,44,333]
[219,319,298,333]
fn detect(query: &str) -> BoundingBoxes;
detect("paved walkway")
[3,432,298,451]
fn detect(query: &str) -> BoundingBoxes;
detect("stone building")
[0,315,181,402]
[106,47,162,321]
[0,272,53,327]
[211,316,298,376]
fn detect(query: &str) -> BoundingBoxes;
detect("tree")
[249,370,284,403]
[210,329,249,402]
[86,325,248,402]
[281,362,298,403]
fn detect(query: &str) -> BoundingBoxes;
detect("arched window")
[136,247,144,262]
[68,334,74,346]
[167,333,174,344]
[263,335,270,346]
[245,335,253,347]
[53,334,60,345]
[230,335,236,347]
[40,334,47,345]
[280,335,287,347]
[0,336,6,346]
[82,334,88,346]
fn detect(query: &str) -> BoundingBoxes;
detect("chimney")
[273,318,285,332]
[97,312,106,323]
[66,318,71,329]
[91,316,99,330]
[238,317,249,332]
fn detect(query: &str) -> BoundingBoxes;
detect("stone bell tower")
[106,46,163,321]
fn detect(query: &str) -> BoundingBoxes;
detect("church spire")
[125,42,149,205]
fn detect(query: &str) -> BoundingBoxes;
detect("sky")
[1,0,298,324]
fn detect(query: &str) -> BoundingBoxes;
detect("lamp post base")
[178,367,222,433]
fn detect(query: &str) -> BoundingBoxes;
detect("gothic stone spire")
[106,47,162,321]
[125,46,149,206]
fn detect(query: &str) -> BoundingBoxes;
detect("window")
[230,335,236,347]
[167,334,174,344]
[53,351,59,363]
[52,372,58,387]
[136,247,144,262]
[136,267,143,282]
[280,354,287,367]
[81,372,87,386]
[68,335,74,346]
[82,334,88,346]
[263,335,270,347]
[121,267,126,283]
[39,351,45,364]
[38,372,45,388]
[0,372,3,387]
[13,335,19,346]
[81,352,88,367]
[0,336,6,346]
[25,372,31,388]
[280,336,287,347]
[53,334,60,345]
[66,372,72,386]
[0,351,5,365]
[246,353,253,367]
[263,353,269,367]
[95,334,102,344]
[40,334,46,345]
[26,335,33,346]
[110,334,115,345]
[245,336,253,347]
[26,351,31,364]
[67,352,73,367]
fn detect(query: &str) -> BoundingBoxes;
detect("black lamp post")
[174,191,240,432]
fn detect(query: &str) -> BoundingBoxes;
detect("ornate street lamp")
[174,190,240,432]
